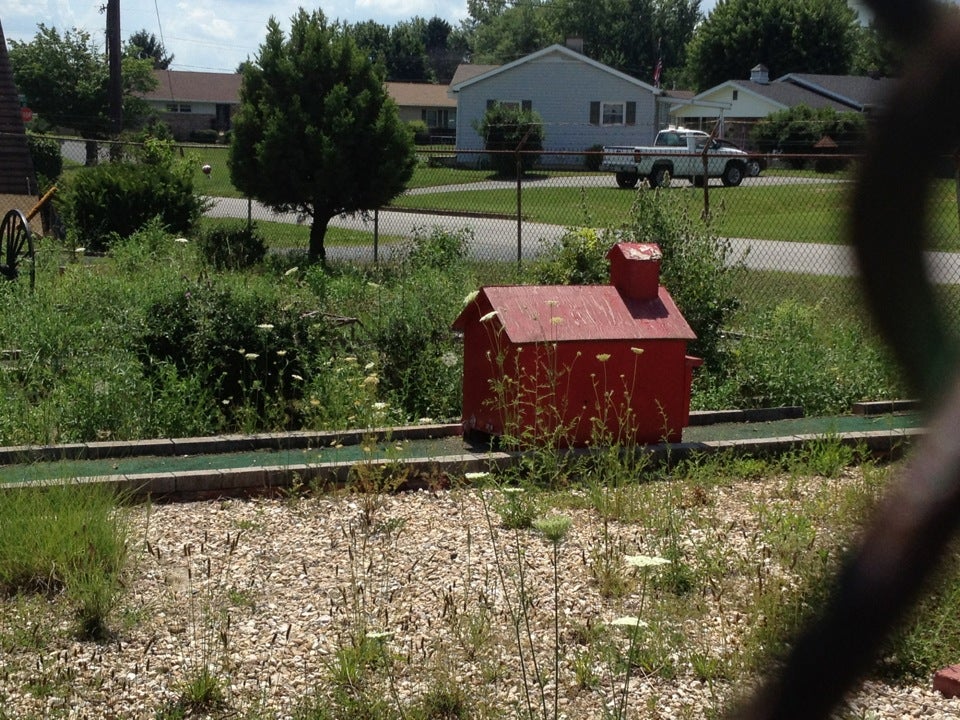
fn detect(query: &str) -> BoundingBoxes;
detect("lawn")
[184,147,960,251]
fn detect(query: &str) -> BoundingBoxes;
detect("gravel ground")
[2,473,960,719]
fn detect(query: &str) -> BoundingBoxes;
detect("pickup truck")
[601,127,750,189]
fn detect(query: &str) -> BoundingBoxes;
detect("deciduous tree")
[229,10,416,263]
[684,0,858,90]
[9,24,156,163]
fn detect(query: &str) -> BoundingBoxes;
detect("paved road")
[205,176,960,283]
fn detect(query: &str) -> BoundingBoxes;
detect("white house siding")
[454,47,658,168]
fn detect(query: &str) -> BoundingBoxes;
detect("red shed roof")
[453,284,696,344]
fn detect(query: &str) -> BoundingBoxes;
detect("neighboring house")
[385,82,457,140]
[141,70,459,142]
[141,70,242,141]
[669,64,895,147]
[776,72,895,113]
[449,43,663,166]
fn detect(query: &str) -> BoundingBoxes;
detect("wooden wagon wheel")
[0,209,35,289]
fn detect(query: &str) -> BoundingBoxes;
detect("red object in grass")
[452,242,701,447]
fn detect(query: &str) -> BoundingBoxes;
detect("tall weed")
[707,300,901,414]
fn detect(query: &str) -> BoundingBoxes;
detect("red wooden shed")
[452,242,701,446]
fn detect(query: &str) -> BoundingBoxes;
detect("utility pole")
[106,0,122,134]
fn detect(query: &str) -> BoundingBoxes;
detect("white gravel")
[3,475,960,719]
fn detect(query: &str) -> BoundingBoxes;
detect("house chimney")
[565,37,584,53]
[606,243,662,300]
[750,63,770,84]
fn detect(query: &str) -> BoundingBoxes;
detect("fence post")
[374,208,379,264]
[246,198,252,234]
[516,153,522,268]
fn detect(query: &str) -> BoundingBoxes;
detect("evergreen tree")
[125,29,174,69]
[229,10,416,263]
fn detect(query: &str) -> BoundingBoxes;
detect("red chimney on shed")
[452,242,701,447]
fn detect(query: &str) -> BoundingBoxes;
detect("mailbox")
[452,242,701,446]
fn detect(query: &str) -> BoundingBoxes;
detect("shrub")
[196,222,268,270]
[60,160,206,252]
[408,120,429,144]
[138,278,316,431]
[610,188,740,368]
[369,262,465,421]
[526,227,610,285]
[189,128,220,144]
[750,104,867,157]
[712,300,899,415]
[26,132,63,186]
[399,225,470,270]
[474,102,544,177]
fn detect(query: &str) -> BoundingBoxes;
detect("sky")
[1,0,475,73]
[0,1,878,76]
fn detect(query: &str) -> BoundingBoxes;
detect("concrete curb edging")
[5,425,923,502]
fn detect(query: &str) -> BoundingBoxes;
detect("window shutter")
[589,101,600,125]
[626,101,636,125]
[521,100,532,112]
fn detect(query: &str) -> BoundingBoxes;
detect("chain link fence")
[52,138,960,325]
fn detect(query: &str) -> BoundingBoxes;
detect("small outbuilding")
[452,242,701,447]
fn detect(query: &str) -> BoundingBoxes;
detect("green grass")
[387,182,847,240]
[0,481,128,639]
[186,149,959,251]
[197,216,405,251]
[189,145,237,197]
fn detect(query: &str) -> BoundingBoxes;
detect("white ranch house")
[449,44,666,167]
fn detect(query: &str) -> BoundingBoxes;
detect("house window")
[166,103,192,113]
[732,90,739,101]
[422,108,457,129]
[590,100,637,126]
[602,102,625,125]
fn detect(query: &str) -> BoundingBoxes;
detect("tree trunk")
[308,214,330,264]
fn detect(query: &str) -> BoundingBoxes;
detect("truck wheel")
[746,159,761,177]
[649,166,671,188]
[615,171,639,189]
[722,162,744,187]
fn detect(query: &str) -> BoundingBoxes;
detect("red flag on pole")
[653,59,663,88]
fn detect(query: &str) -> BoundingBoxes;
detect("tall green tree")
[469,0,552,63]
[388,18,433,81]
[549,0,700,85]
[425,17,463,83]
[229,10,416,263]
[684,0,858,90]
[349,19,392,69]
[125,29,174,69]
[9,24,156,163]
[851,22,904,77]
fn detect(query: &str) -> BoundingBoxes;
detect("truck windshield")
[655,133,682,147]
